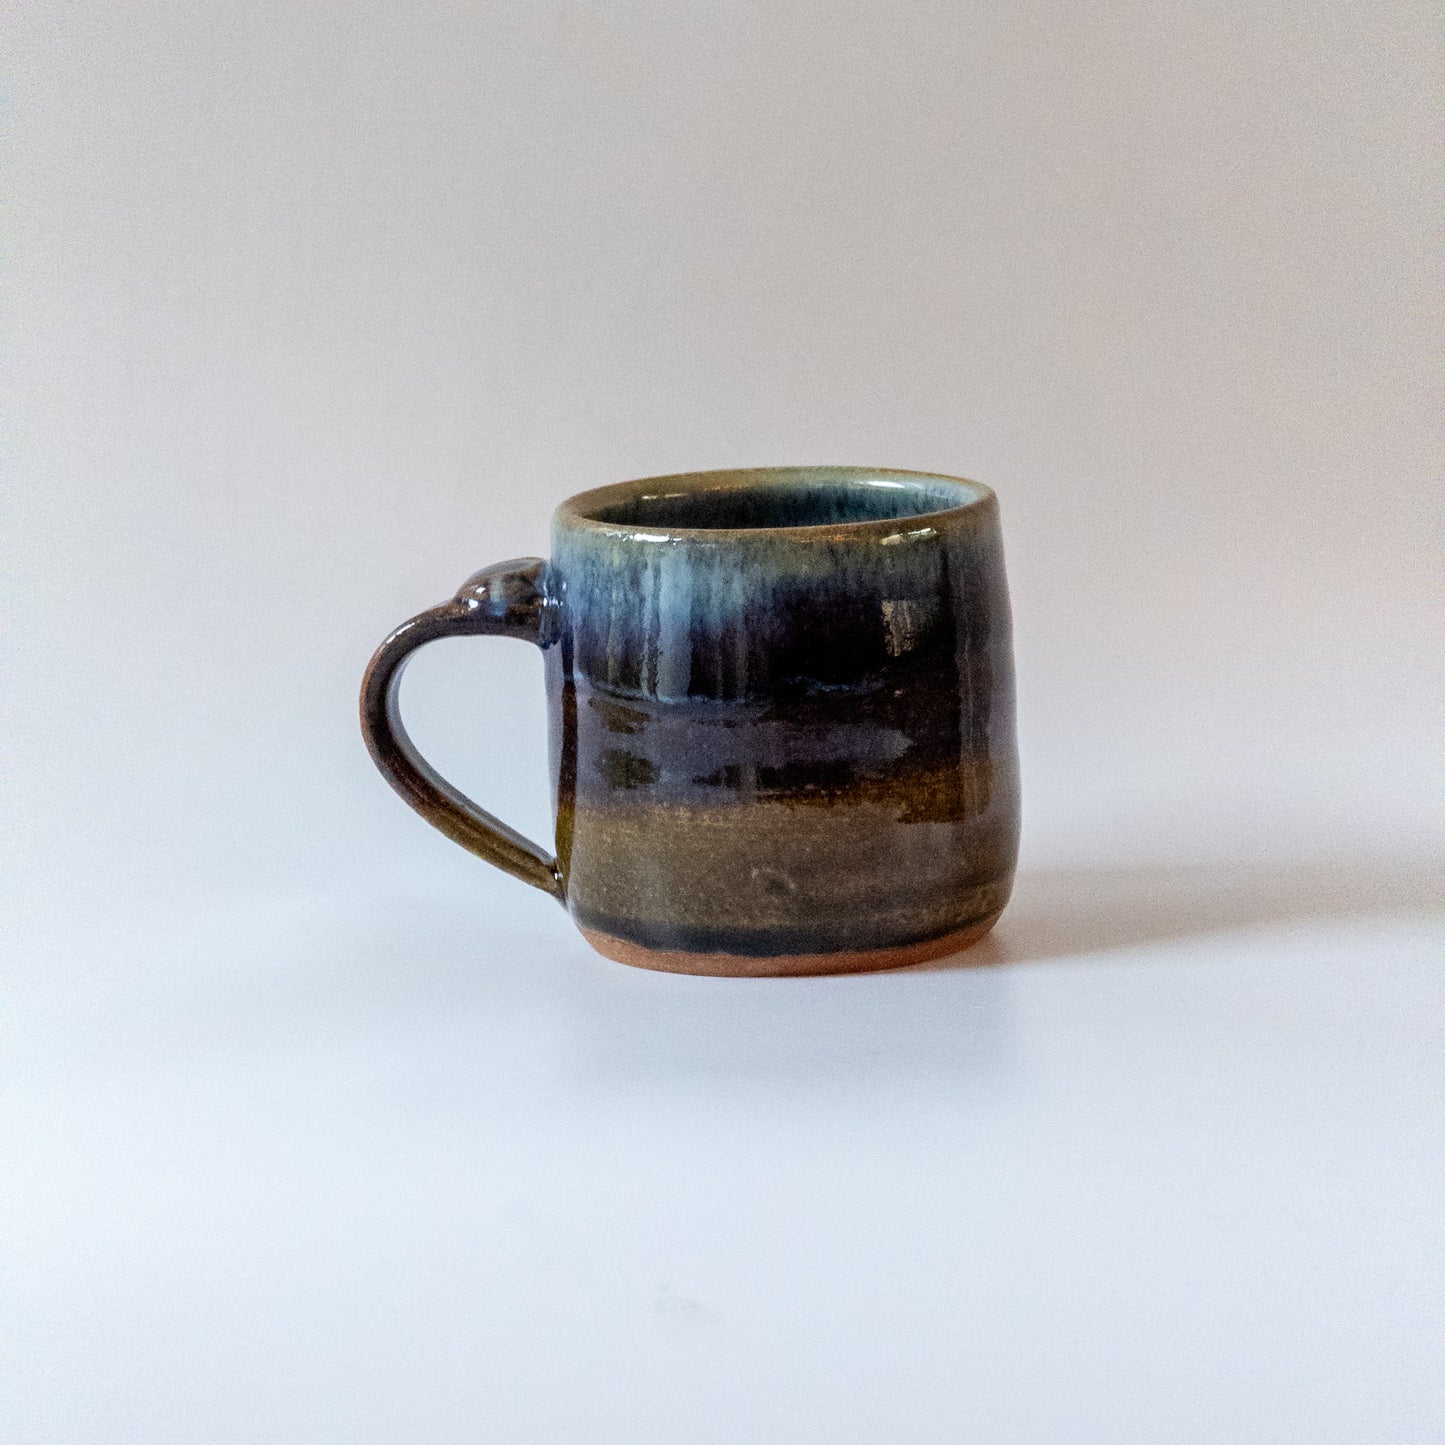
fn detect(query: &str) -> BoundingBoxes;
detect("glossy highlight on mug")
[362,466,1020,976]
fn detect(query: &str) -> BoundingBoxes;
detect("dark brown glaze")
[360,559,565,899]
[361,467,1021,976]
[546,468,1020,971]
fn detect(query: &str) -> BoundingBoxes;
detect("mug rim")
[555,465,996,541]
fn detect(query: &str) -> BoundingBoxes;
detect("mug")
[361,466,1019,976]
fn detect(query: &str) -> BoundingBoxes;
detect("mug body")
[545,466,1019,976]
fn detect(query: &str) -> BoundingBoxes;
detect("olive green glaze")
[361,466,1020,975]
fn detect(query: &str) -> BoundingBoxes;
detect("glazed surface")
[545,468,1020,964]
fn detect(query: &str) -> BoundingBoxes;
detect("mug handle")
[360,558,565,901]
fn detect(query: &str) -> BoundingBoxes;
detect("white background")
[5,2,1441,1441]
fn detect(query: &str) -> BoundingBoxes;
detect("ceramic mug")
[361,466,1019,976]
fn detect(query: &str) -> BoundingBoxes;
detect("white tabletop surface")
[5,863,1440,1444]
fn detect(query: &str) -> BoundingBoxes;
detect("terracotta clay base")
[579,912,1002,978]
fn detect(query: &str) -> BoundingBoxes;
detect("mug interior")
[573,468,986,532]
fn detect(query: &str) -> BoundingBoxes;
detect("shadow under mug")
[361,466,1020,976]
